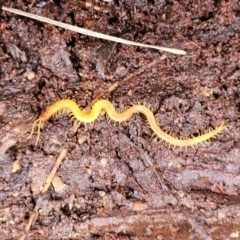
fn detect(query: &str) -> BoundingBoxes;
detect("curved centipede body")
[29,99,226,147]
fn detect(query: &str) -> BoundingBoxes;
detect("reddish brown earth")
[0,1,240,239]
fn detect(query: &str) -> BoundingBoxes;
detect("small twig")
[19,208,39,240]
[42,147,68,193]
[84,83,118,111]
[2,6,186,55]
[19,147,68,240]
[92,83,118,103]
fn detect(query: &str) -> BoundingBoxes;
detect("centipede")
[28,99,226,147]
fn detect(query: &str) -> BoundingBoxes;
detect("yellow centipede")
[29,99,226,147]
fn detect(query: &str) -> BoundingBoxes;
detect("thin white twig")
[2,6,186,55]
[42,147,68,193]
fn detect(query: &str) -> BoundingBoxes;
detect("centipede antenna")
[28,118,40,139]
[28,121,35,139]
[35,120,42,145]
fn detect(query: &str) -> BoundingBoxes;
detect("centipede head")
[28,118,43,145]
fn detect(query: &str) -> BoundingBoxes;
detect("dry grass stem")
[2,6,186,55]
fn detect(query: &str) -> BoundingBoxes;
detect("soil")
[0,0,240,239]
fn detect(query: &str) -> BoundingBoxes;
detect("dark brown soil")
[0,1,240,239]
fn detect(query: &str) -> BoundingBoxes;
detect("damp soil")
[0,1,240,239]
